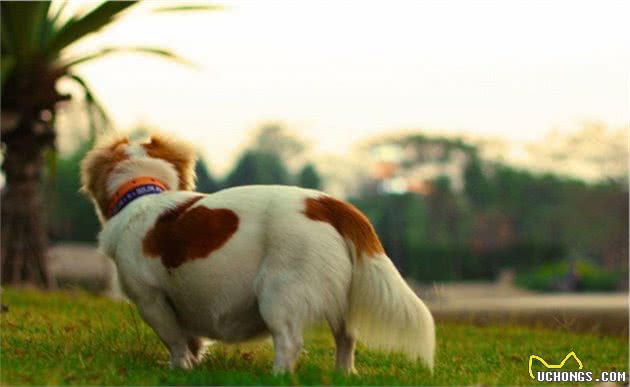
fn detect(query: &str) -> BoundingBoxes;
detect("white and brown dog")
[80,132,435,374]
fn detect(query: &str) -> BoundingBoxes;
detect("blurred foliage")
[249,122,306,162]
[53,127,626,292]
[297,163,322,190]
[224,151,289,187]
[195,157,219,193]
[352,134,627,290]
[1,1,214,133]
[1,1,220,287]
[48,140,100,243]
[223,123,319,189]
[516,259,623,292]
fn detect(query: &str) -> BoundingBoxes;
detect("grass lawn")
[0,288,627,386]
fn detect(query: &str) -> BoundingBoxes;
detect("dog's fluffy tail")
[346,254,435,370]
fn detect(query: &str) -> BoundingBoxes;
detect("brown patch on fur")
[304,196,384,260]
[80,136,130,220]
[143,197,239,269]
[142,134,196,190]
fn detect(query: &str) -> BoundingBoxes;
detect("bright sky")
[62,0,629,174]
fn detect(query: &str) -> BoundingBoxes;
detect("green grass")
[0,288,627,386]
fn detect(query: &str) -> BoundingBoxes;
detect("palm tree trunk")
[1,116,55,287]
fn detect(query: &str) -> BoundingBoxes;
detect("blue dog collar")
[108,178,167,218]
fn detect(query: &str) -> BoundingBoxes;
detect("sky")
[59,0,630,174]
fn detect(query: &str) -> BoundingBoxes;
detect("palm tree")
[1,1,216,287]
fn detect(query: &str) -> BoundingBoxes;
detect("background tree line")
[48,125,628,291]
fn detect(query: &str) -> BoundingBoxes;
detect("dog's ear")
[143,133,197,190]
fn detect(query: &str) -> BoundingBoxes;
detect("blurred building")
[366,137,473,195]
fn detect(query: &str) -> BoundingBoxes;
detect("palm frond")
[1,2,50,63]
[67,74,112,138]
[41,1,69,48]
[152,4,226,12]
[62,47,196,69]
[45,1,139,58]
[31,2,52,51]
[1,7,15,56]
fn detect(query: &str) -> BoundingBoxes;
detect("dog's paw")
[188,338,213,366]
[169,353,195,370]
[191,348,207,366]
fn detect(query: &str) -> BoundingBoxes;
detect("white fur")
[94,148,435,374]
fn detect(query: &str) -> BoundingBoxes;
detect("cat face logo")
[529,351,584,379]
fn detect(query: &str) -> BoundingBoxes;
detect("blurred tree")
[296,163,322,190]
[0,1,217,287]
[463,154,493,209]
[426,176,464,244]
[195,158,219,193]
[250,122,305,162]
[223,151,289,187]
[355,132,627,287]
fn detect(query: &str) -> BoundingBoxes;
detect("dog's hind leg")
[256,274,305,373]
[269,320,303,374]
[329,322,357,374]
[254,201,353,373]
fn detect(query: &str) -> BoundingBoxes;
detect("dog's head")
[80,131,197,222]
